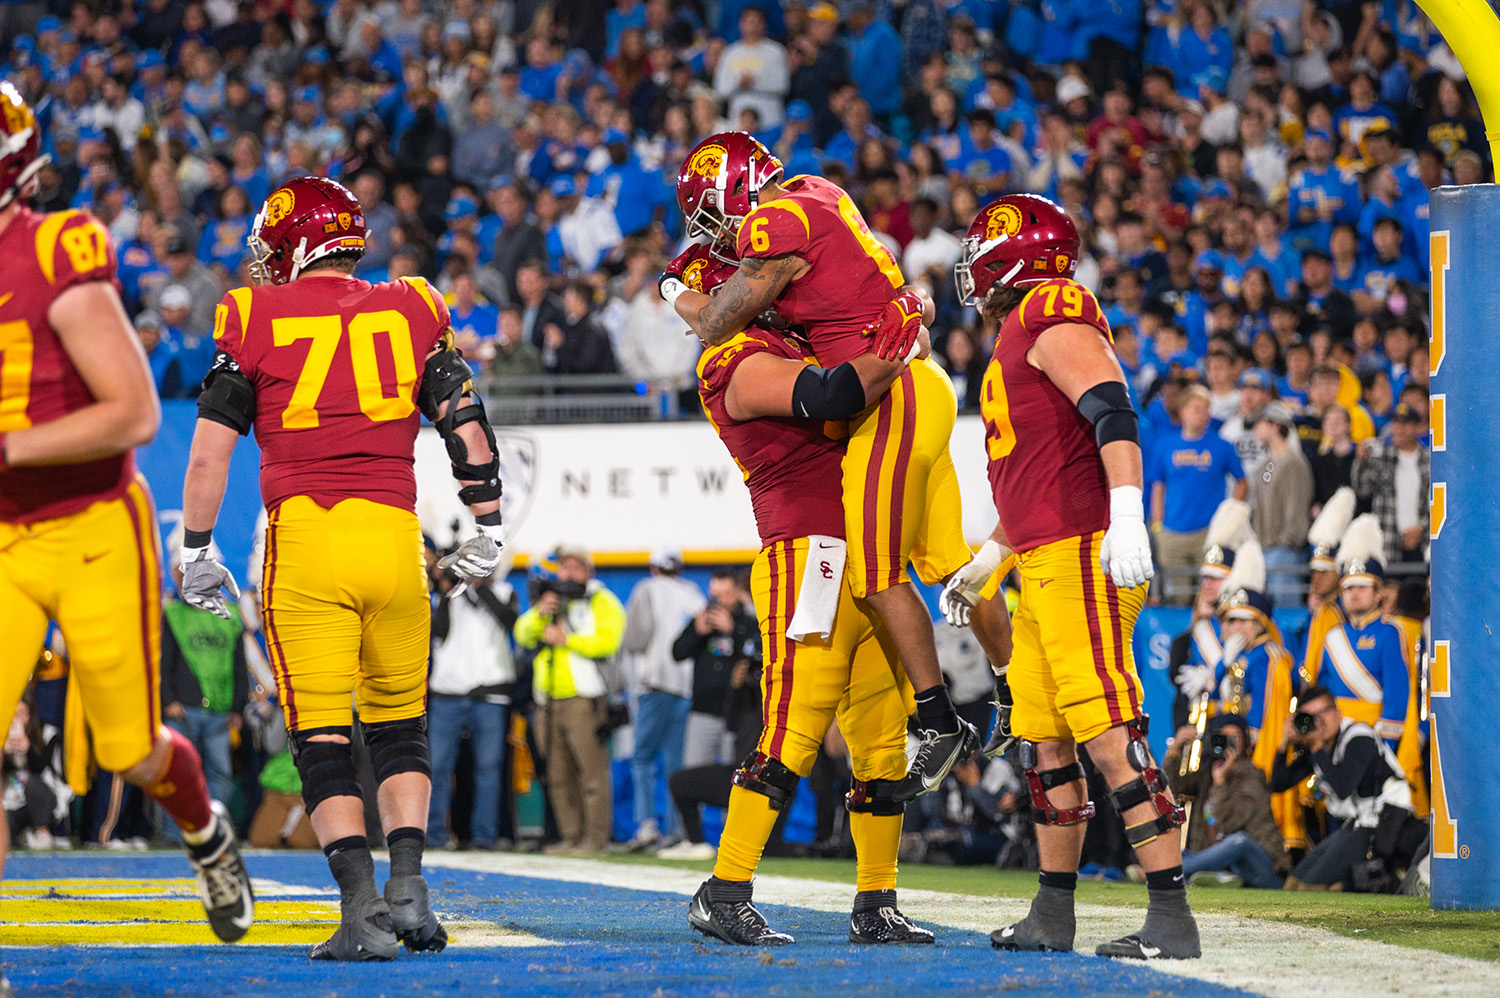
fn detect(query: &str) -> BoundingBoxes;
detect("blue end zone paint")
[4,853,1256,998]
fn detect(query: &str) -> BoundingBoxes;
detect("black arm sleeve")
[231,636,249,715]
[672,619,710,662]
[197,351,257,436]
[1270,748,1315,793]
[792,362,869,420]
[159,620,187,708]
[1075,380,1140,449]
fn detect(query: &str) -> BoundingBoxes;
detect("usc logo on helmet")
[0,91,34,136]
[264,188,296,226]
[683,258,708,291]
[985,203,1024,242]
[337,211,352,230]
[687,143,726,179]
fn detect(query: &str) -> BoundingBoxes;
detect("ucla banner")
[1428,186,1499,910]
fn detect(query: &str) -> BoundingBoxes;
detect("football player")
[679,240,935,946]
[0,83,253,979]
[943,195,1201,960]
[663,132,979,796]
[178,177,506,961]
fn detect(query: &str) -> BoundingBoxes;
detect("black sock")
[707,876,753,903]
[1039,870,1079,892]
[914,685,957,730]
[386,826,425,878]
[1145,865,1186,893]
[324,838,377,905]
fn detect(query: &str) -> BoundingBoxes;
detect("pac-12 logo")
[985,203,1024,242]
[687,144,725,179]
[264,189,296,226]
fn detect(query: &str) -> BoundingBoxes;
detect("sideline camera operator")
[1272,685,1426,891]
[514,546,626,854]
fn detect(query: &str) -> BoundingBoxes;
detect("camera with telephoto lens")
[1207,731,1232,760]
[529,574,587,605]
[1293,710,1318,735]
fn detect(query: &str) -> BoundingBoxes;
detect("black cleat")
[310,894,400,962]
[990,885,1076,952]
[688,879,793,946]
[849,890,934,944]
[897,719,980,799]
[188,801,255,942]
[385,874,448,953]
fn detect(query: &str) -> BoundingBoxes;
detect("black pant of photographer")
[1292,808,1428,889]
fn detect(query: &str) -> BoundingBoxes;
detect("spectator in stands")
[134,311,183,400]
[426,548,519,851]
[1295,250,1358,340]
[1250,403,1314,607]
[147,230,223,339]
[1353,404,1430,565]
[611,243,697,386]
[545,281,618,376]
[620,550,706,851]
[486,304,545,390]
[1151,385,1248,603]
[4,697,69,851]
[1166,715,1288,889]
[1221,368,1273,471]
[515,547,627,855]
[1310,406,1358,515]
[714,5,789,128]
[157,285,215,396]
[515,258,567,350]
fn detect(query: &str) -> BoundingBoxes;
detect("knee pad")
[1105,719,1185,847]
[290,726,361,814]
[845,778,905,816]
[1018,739,1095,827]
[731,751,800,811]
[361,714,431,783]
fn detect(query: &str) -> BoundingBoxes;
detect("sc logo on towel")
[820,560,834,580]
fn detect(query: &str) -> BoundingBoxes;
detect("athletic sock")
[712,786,780,883]
[1038,870,1079,892]
[325,836,379,906]
[853,888,896,912]
[849,811,902,892]
[913,685,959,733]
[705,876,753,904]
[1145,865,1187,895]
[145,727,214,834]
[386,826,425,878]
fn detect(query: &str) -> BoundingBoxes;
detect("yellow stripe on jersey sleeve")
[33,210,81,284]
[399,275,441,321]
[752,199,811,240]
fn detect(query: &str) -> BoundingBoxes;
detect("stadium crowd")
[2,0,1445,889]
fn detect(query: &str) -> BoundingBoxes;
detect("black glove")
[983,672,1016,759]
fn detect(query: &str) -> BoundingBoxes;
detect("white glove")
[1179,663,1213,701]
[1219,633,1246,670]
[439,522,506,598]
[180,545,241,620]
[1099,486,1155,590]
[938,539,1009,627]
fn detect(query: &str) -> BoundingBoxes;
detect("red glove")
[862,289,927,362]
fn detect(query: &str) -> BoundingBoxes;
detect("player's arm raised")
[722,327,931,423]
[1027,318,1152,590]
[3,280,159,467]
[664,253,807,346]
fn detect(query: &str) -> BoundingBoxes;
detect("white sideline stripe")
[427,854,1500,998]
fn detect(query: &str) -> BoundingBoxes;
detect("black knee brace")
[1105,718,1185,847]
[361,715,431,782]
[845,778,905,816]
[1018,740,1095,826]
[731,751,801,811]
[290,725,361,814]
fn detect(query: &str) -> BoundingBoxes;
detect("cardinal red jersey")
[982,278,1113,553]
[0,207,134,523]
[214,274,450,514]
[698,330,846,546]
[735,175,905,367]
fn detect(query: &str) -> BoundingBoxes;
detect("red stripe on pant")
[769,540,797,759]
[1103,576,1141,716]
[863,396,894,594]
[1078,536,1123,726]
[121,484,161,737]
[884,369,917,591]
[262,506,298,727]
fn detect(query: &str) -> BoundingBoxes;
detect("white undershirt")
[1394,449,1421,534]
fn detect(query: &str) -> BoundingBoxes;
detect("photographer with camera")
[1272,685,1426,891]
[514,546,627,855]
[425,530,520,851]
[671,570,759,769]
[1166,715,1288,888]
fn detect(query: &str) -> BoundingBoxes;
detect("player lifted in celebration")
[0,83,253,979]
[680,242,935,946]
[662,132,977,793]
[942,195,1200,960]
[179,178,506,961]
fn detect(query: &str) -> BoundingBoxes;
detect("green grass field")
[602,854,1500,963]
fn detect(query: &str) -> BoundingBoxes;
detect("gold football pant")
[0,478,162,771]
[1009,530,1146,744]
[843,357,971,597]
[262,496,430,731]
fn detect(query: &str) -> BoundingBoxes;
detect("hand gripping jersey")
[213,274,450,513]
[697,330,846,546]
[980,277,1113,553]
[0,208,133,523]
[735,174,905,366]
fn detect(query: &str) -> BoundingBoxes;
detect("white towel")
[787,535,846,641]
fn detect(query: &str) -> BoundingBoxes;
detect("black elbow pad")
[1076,381,1139,449]
[417,346,474,423]
[791,363,868,421]
[197,351,256,436]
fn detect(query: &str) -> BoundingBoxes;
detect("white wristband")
[902,335,924,365]
[180,544,210,565]
[1109,485,1145,522]
[476,522,507,545]
[659,277,689,306]
[971,538,1006,577]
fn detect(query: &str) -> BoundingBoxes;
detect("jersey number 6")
[272,310,418,429]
